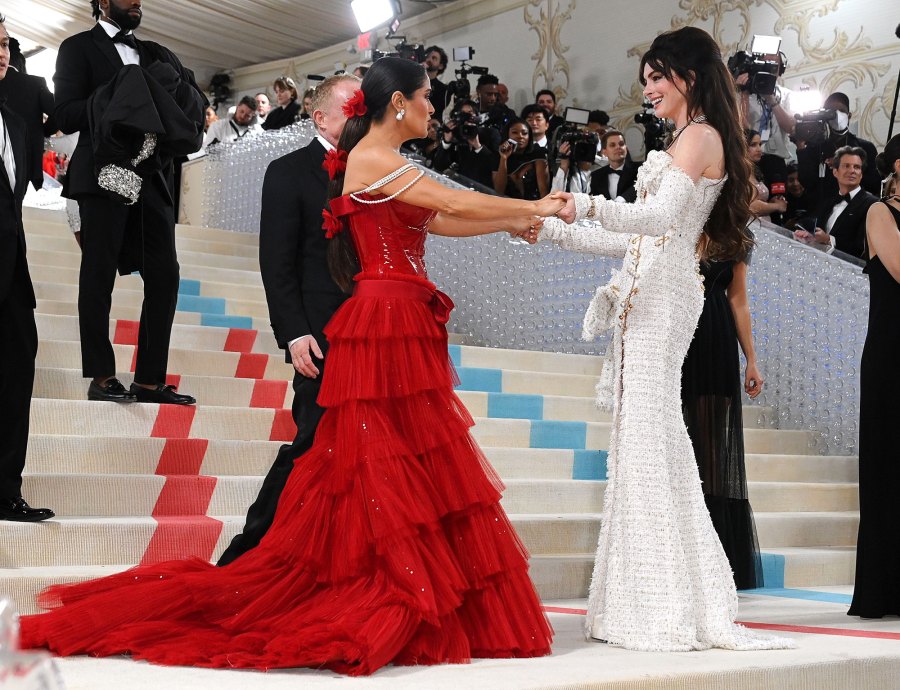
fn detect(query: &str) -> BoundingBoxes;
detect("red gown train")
[20,193,553,675]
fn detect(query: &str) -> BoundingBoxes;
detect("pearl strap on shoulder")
[350,163,425,204]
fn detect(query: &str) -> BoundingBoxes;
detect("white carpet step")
[19,474,857,519]
[25,231,259,259]
[745,453,859,483]
[765,546,857,587]
[456,346,602,377]
[27,246,261,273]
[34,299,271,332]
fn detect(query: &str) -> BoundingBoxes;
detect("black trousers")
[77,187,179,384]
[217,355,326,566]
[0,250,38,501]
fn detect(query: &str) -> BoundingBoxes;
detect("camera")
[446,47,490,102]
[372,37,426,63]
[793,108,837,145]
[634,107,668,152]
[436,110,481,146]
[552,107,598,164]
[727,34,784,97]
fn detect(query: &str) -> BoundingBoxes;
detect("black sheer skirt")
[681,260,763,590]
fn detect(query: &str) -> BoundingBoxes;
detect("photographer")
[431,100,497,189]
[493,118,548,199]
[536,89,565,135]
[793,145,878,258]
[590,129,638,202]
[796,92,880,209]
[734,51,797,164]
[422,45,449,118]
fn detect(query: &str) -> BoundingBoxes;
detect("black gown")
[849,202,900,618]
[681,259,763,590]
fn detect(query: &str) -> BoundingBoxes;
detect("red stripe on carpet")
[250,379,289,408]
[151,475,218,516]
[129,345,137,373]
[140,516,222,566]
[113,320,140,345]
[155,438,209,475]
[150,405,196,438]
[235,352,269,379]
[165,373,182,389]
[270,408,297,441]
[542,607,900,641]
[224,328,258,353]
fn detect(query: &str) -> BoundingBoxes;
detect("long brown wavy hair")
[326,57,430,292]
[640,27,755,260]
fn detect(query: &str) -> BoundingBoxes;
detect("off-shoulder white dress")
[540,150,792,652]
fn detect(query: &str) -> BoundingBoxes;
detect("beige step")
[756,512,859,548]
[748,482,858,513]
[28,247,260,274]
[25,231,259,259]
[746,454,859,483]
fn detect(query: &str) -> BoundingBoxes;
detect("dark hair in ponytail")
[326,57,430,292]
[90,0,101,20]
[640,27,755,261]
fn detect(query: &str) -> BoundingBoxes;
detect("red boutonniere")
[342,89,368,118]
[322,148,348,179]
[322,208,344,239]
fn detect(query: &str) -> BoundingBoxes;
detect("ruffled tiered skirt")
[21,273,553,675]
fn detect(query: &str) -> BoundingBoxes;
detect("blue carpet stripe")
[177,294,226,315]
[178,278,202,296]
[200,313,254,329]
[530,421,587,449]
[758,553,786,589]
[455,367,503,393]
[448,344,462,367]
[741,587,853,605]
[572,450,608,480]
[488,393,544,420]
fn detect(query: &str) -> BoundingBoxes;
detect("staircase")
[0,206,859,615]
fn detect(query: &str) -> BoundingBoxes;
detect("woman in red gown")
[21,57,563,675]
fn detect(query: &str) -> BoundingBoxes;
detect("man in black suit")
[0,59,55,191]
[422,45,449,119]
[590,129,639,203]
[54,0,204,404]
[217,74,359,566]
[0,18,54,521]
[794,145,877,259]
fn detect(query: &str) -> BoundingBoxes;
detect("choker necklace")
[668,114,707,148]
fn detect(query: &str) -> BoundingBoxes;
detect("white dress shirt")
[98,19,140,66]
[0,109,16,190]
[825,186,860,233]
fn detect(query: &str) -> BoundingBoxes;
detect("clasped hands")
[506,192,578,244]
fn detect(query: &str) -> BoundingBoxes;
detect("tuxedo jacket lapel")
[0,106,26,197]
[308,139,329,192]
[91,23,125,70]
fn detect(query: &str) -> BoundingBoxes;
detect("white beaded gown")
[539,150,792,651]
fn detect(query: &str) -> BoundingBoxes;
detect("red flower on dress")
[322,148,348,179]
[322,208,343,239]
[342,89,368,118]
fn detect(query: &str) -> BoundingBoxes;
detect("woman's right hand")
[771,195,788,213]
[535,194,566,218]
[498,140,515,160]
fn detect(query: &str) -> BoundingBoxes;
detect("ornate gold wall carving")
[524,0,576,102]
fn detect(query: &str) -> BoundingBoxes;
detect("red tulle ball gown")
[21,184,553,674]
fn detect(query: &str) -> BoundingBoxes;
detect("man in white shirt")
[521,104,550,149]
[793,145,877,258]
[737,54,797,162]
[202,95,261,149]
[589,129,639,203]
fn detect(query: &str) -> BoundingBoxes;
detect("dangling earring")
[396,108,406,121]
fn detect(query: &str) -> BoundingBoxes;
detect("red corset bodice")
[330,194,437,279]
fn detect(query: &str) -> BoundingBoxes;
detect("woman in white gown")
[540,27,793,651]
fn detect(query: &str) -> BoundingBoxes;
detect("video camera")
[446,46,490,103]
[552,107,599,164]
[727,35,785,97]
[793,109,838,146]
[437,109,481,146]
[372,36,426,63]
[634,105,668,153]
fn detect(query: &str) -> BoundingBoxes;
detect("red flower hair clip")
[342,89,368,118]
[322,208,344,239]
[322,148,348,179]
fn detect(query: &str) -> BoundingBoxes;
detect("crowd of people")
[1,1,899,680]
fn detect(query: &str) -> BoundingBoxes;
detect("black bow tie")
[112,31,138,50]
[837,193,852,205]
[608,169,619,175]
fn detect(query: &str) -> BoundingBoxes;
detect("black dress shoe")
[130,383,196,406]
[88,377,137,402]
[0,497,55,522]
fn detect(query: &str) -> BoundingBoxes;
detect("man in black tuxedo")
[0,60,55,191]
[590,129,639,203]
[794,145,877,259]
[0,18,54,521]
[217,74,359,566]
[54,0,204,404]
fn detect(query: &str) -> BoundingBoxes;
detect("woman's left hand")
[745,361,764,399]
[552,191,577,224]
